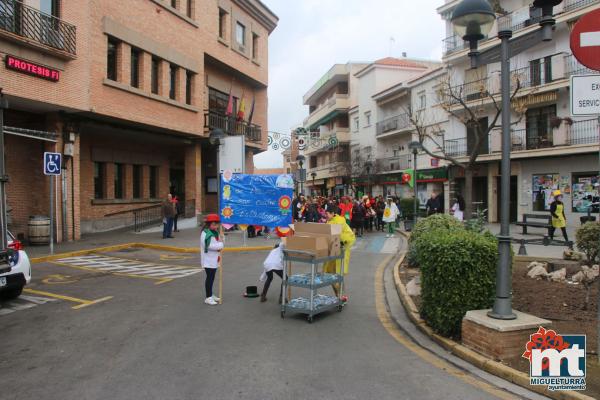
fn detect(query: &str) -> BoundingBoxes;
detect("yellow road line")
[374,255,517,400]
[23,288,113,310]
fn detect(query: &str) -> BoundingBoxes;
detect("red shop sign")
[5,55,60,82]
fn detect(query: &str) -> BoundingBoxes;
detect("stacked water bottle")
[287,294,338,310]
[288,273,339,286]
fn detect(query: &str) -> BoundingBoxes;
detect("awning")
[512,91,558,110]
[3,126,57,142]
[416,168,447,183]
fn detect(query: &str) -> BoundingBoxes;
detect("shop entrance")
[496,176,518,223]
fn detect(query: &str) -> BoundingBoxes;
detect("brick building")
[0,0,277,241]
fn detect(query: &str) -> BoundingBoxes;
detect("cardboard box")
[285,235,329,259]
[294,222,342,236]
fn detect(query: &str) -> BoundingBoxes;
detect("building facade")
[438,0,599,222]
[0,0,277,241]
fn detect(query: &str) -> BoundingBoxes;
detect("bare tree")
[406,71,528,219]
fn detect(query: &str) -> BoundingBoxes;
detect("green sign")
[416,168,447,182]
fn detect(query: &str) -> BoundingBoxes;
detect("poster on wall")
[532,174,560,211]
[572,173,599,213]
[220,174,294,227]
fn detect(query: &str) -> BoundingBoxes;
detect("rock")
[406,276,421,296]
[572,265,599,283]
[527,265,548,280]
[547,260,583,277]
[547,268,566,282]
[527,261,548,271]
[563,249,585,261]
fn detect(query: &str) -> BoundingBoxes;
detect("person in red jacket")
[339,196,353,225]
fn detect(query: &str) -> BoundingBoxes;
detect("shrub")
[576,222,600,263]
[416,228,498,338]
[406,214,465,267]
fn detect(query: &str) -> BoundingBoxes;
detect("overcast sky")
[254,0,446,168]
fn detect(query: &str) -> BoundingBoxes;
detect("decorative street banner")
[220,173,294,227]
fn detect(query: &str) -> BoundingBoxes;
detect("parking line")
[23,288,113,310]
[47,260,174,284]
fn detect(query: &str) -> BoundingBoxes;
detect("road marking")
[581,31,600,47]
[374,255,517,400]
[23,288,113,310]
[50,255,201,282]
[42,274,78,285]
[0,295,57,316]
[159,254,192,261]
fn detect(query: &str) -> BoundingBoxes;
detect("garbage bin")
[28,215,50,245]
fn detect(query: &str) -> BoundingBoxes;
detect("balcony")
[444,137,468,157]
[564,0,600,13]
[376,155,411,173]
[204,110,262,142]
[497,8,541,33]
[0,0,76,56]
[376,113,411,137]
[307,161,349,181]
[303,128,350,156]
[567,119,600,145]
[565,54,596,77]
[448,77,491,105]
[304,93,350,129]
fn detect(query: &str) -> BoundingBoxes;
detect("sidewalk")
[25,222,279,259]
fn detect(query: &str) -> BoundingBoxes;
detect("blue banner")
[220,173,294,227]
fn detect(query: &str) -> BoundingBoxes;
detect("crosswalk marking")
[55,255,202,279]
[0,295,57,316]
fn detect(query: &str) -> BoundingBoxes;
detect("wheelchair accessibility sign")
[43,152,62,176]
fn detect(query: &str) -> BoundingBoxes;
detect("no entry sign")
[570,8,600,72]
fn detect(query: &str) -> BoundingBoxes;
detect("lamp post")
[311,172,316,196]
[451,0,561,320]
[209,128,226,216]
[409,141,423,226]
[296,155,306,195]
[364,160,372,197]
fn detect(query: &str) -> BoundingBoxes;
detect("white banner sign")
[570,74,600,116]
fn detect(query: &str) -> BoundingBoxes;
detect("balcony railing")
[442,35,465,55]
[511,129,553,150]
[497,10,541,33]
[567,118,599,145]
[444,137,468,157]
[565,54,596,76]
[376,155,411,172]
[204,110,262,142]
[511,64,553,90]
[376,113,411,136]
[0,0,76,55]
[448,78,490,105]
[564,0,600,13]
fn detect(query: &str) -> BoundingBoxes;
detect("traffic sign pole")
[49,175,54,255]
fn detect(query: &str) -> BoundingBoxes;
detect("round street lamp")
[209,128,226,146]
[451,0,496,68]
[364,160,372,196]
[296,155,306,195]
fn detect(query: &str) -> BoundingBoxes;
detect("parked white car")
[0,232,31,300]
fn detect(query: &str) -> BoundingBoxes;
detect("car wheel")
[0,285,23,301]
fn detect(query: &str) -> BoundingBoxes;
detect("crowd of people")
[291,193,402,238]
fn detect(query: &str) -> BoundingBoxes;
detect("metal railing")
[567,118,600,145]
[376,113,411,136]
[204,110,262,142]
[375,155,411,172]
[448,78,490,105]
[498,10,541,33]
[511,64,553,89]
[442,34,465,55]
[565,54,596,76]
[133,204,163,232]
[0,0,76,55]
[563,0,600,13]
[444,137,468,157]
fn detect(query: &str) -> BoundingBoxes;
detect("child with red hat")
[201,214,224,306]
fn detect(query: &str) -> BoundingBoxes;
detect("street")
[0,231,527,400]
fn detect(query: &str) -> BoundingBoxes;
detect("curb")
[30,243,272,264]
[392,232,594,400]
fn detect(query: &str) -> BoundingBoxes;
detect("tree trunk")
[464,167,474,221]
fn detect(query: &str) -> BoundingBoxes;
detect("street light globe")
[451,0,496,42]
[209,128,226,145]
[408,141,423,154]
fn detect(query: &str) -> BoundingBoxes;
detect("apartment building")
[302,62,367,197]
[0,0,277,241]
[349,57,441,197]
[438,0,599,222]
[372,67,450,206]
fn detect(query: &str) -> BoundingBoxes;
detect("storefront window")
[94,162,104,199]
[149,166,158,199]
[133,165,142,199]
[114,163,124,199]
[532,174,559,211]
[571,173,599,213]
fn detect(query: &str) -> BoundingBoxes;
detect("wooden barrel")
[28,216,50,245]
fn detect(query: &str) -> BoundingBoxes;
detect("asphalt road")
[0,232,517,400]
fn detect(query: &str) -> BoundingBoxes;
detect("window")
[529,56,553,86]
[169,64,177,100]
[418,91,426,109]
[236,22,246,47]
[93,162,105,199]
[149,166,158,198]
[252,33,259,60]
[185,70,193,105]
[353,117,359,132]
[186,0,193,18]
[151,57,160,95]
[40,0,59,17]
[208,87,237,115]
[526,105,556,149]
[114,163,124,199]
[310,156,317,169]
[107,37,118,81]
[133,165,142,199]
[219,9,227,39]
[364,112,371,127]
[171,0,177,8]
[130,48,140,88]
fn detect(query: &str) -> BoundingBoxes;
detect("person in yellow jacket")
[549,190,569,242]
[323,205,356,302]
